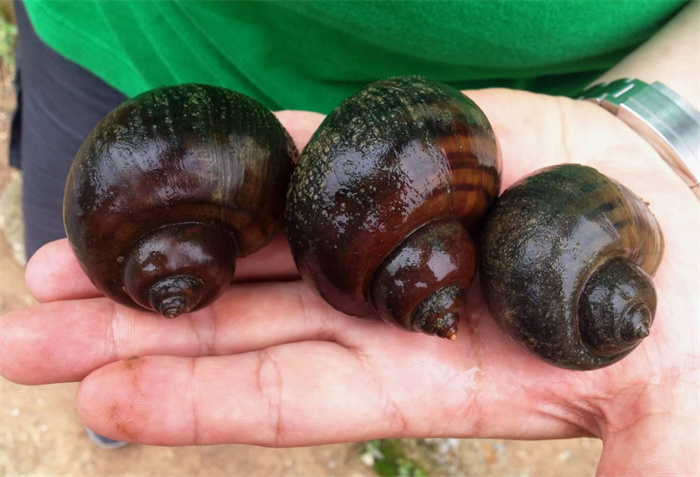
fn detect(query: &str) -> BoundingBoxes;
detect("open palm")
[2,89,697,475]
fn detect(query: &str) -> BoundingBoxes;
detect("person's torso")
[25,0,687,112]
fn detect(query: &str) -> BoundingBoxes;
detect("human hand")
[1,90,697,476]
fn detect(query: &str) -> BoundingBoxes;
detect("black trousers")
[11,1,127,259]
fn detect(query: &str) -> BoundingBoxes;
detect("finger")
[76,346,383,446]
[3,272,609,446]
[25,239,101,302]
[26,233,299,303]
[75,341,589,447]
[0,280,373,385]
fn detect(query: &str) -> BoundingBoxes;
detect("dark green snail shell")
[286,76,501,339]
[479,164,664,370]
[64,83,297,317]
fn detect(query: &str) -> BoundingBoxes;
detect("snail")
[286,76,501,339]
[63,83,297,317]
[479,164,664,370]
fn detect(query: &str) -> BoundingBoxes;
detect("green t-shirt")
[25,0,686,113]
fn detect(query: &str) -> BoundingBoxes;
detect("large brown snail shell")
[286,76,501,339]
[479,164,664,370]
[64,84,297,317]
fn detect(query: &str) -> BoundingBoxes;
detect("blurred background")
[0,2,601,475]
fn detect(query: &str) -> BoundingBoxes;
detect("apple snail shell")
[286,76,501,339]
[478,164,664,370]
[63,84,297,317]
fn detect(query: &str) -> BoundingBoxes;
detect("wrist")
[594,379,699,476]
[592,1,699,111]
[598,412,698,476]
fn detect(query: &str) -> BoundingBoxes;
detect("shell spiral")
[286,76,501,338]
[479,164,664,370]
[64,84,297,316]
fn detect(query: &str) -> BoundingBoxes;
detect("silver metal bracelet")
[578,79,700,199]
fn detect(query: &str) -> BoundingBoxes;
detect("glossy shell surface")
[286,76,501,322]
[64,83,297,309]
[479,164,664,369]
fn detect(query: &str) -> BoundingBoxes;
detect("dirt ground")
[0,80,602,476]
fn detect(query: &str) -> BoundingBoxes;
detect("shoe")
[85,427,129,449]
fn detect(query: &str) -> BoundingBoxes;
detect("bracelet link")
[578,79,700,199]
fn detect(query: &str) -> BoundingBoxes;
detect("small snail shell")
[64,84,297,317]
[479,164,664,370]
[286,76,501,339]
